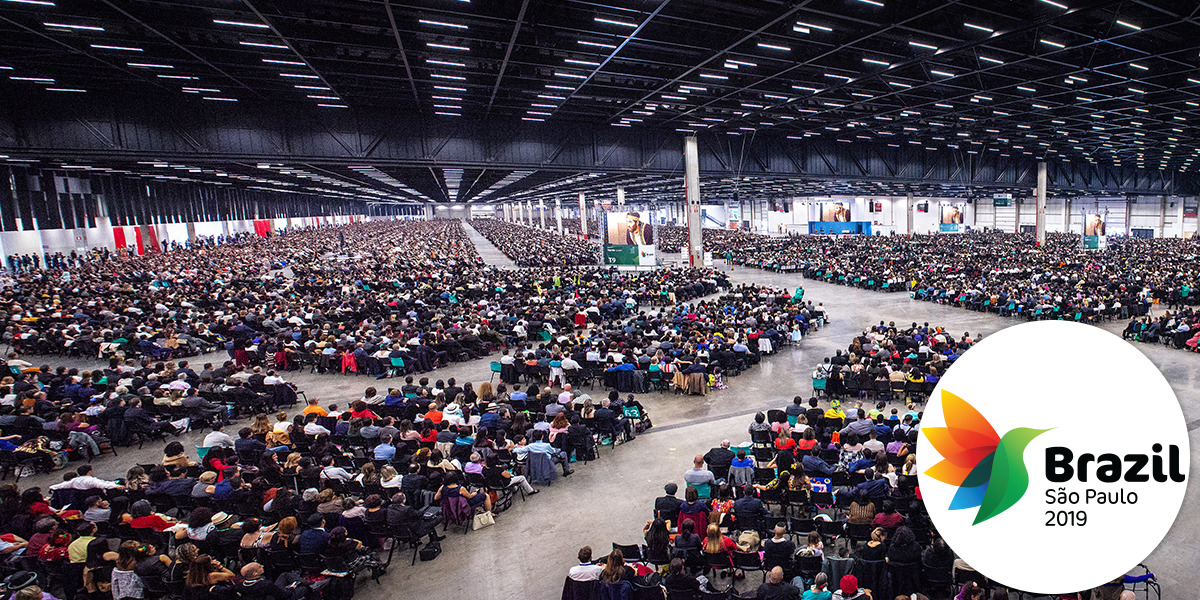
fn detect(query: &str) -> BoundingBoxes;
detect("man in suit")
[653,483,683,521]
[386,492,444,543]
[298,514,330,554]
[703,440,735,480]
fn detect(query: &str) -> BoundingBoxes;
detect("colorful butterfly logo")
[922,390,1050,525]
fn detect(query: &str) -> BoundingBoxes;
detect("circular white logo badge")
[919,321,1188,594]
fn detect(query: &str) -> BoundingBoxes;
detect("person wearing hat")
[3,573,54,600]
[755,566,800,600]
[831,574,872,600]
[206,512,241,548]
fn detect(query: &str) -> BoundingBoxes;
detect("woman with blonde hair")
[703,523,736,571]
[476,381,494,405]
[379,465,402,488]
[249,414,271,438]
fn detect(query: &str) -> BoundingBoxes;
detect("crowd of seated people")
[563,388,931,599]
[1122,308,1200,351]
[0,380,649,600]
[569,382,1152,600]
[0,220,752,379]
[492,282,824,396]
[469,219,598,266]
[559,219,602,241]
[0,350,325,482]
[659,227,1200,351]
[811,322,971,403]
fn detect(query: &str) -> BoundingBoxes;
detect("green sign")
[993,198,1012,207]
[1082,235,1100,250]
[603,245,639,265]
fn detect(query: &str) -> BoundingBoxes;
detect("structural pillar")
[578,193,587,238]
[1035,162,1047,245]
[684,136,703,266]
[1160,196,1168,237]
[555,197,563,234]
[539,198,546,229]
[617,187,626,207]
[905,192,914,235]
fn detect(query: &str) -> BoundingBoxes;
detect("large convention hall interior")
[0,0,1197,599]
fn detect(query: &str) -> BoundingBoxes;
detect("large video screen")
[1085,213,1106,236]
[820,201,851,222]
[941,205,965,224]
[605,211,654,246]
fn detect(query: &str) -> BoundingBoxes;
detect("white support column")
[905,192,914,235]
[1036,161,1047,246]
[539,198,546,229]
[684,136,703,266]
[1063,197,1071,234]
[555,197,563,234]
[578,193,587,238]
[617,187,626,207]
[1160,196,1168,237]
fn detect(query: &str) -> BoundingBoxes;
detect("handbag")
[471,511,495,530]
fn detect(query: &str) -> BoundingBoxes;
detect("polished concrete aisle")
[461,219,518,269]
[20,261,1198,599]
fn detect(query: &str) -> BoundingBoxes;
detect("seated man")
[683,455,716,492]
[703,440,735,481]
[386,492,444,543]
[516,431,572,476]
[654,483,683,521]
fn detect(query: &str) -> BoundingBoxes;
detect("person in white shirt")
[50,465,124,491]
[303,414,330,436]
[167,374,191,392]
[263,372,287,386]
[568,546,604,581]
[202,424,235,449]
[560,356,581,371]
[557,385,574,406]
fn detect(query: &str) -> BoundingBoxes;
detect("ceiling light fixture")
[90,44,142,51]
[157,74,195,80]
[428,59,466,67]
[757,42,790,51]
[239,41,287,49]
[1017,85,1036,92]
[420,19,468,29]
[594,17,637,27]
[1115,20,1141,30]
[295,85,331,90]
[979,56,1004,64]
[213,19,269,29]
[280,73,319,79]
[43,22,103,31]
[428,43,469,51]
[795,21,832,32]
[262,59,305,66]
[964,23,994,33]
[1038,0,1069,8]
[930,69,954,77]
[127,62,172,69]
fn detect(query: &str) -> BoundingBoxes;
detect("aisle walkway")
[461,219,518,269]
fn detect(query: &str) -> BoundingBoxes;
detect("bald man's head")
[1120,592,1137,600]
[768,566,784,584]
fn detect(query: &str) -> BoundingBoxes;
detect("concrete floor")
[25,254,1198,600]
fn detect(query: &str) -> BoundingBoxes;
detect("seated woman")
[676,486,709,537]
[269,516,300,551]
[856,528,888,561]
[599,548,635,599]
[642,518,671,561]
[239,518,275,549]
[433,472,493,514]
[871,499,904,531]
[847,491,876,526]
[129,500,177,532]
[161,441,195,468]
[702,523,737,569]
[184,552,235,592]
[663,558,700,593]
[177,507,215,541]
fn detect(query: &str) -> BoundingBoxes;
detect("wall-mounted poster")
[820,201,851,222]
